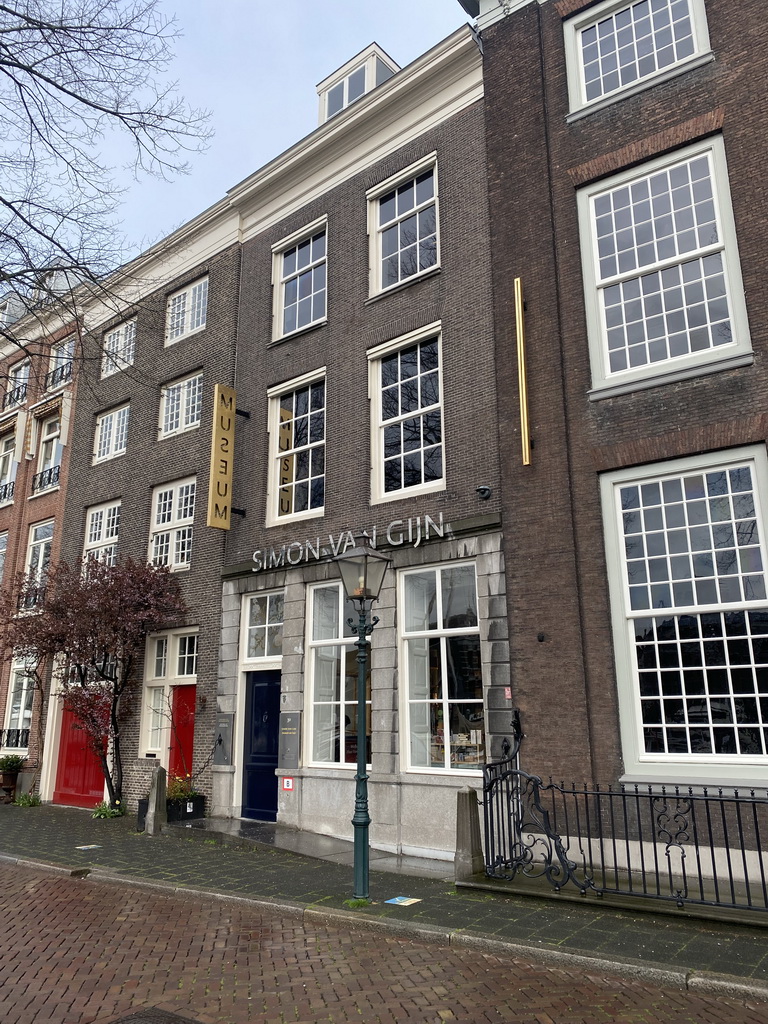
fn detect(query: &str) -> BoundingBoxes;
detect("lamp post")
[334,533,391,900]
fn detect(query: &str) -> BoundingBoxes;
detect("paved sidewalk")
[1,803,767,1004]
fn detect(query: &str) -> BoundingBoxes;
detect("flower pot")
[0,769,20,803]
[137,794,205,831]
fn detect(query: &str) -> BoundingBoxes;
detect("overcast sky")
[117,0,470,258]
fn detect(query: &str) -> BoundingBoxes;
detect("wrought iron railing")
[44,360,72,390]
[0,728,29,749]
[483,729,768,914]
[3,383,27,410]
[17,585,45,611]
[0,479,14,503]
[31,463,60,493]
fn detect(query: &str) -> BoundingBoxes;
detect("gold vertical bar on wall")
[515,277,531,466]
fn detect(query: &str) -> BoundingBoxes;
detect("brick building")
[0,290,78,785]
[214,30,508,858]
[36,239,243,808]
[463,0,768,793]
[29,0,767,858]
[37,24,516,860]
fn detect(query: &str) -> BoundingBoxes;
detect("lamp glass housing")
[336,543,390,602]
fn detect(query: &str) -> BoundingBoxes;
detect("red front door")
[169,684,196,779]
[53,707,105,808]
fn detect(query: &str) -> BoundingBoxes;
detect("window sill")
[405,766,484,779]
[28,486,60,500]
[158,425,201,441]
[101,364,133,380]
[588,350,754,401]
[370,479,446,506]
[566,52,715,123]
[620,768,768,791]
[266,507,324,529]
[269,319,327,348]
[93,453,126,465]
[366,265,441,305]
[164,324,206,348]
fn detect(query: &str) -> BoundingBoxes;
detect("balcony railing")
[0,728,29,749]
[3,383,27,410]
[17,585,45,611]
[45,360,73,391]
[31,464,60,493]
[0,479,14,503]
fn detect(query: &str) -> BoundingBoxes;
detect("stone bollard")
[145,765,167,836]
[454,786,484,881]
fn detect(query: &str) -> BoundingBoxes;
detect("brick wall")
[61,244,241,807]
[226,101,500,568]
[480,0,768,783]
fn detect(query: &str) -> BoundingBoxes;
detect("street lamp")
[334,533,391,900]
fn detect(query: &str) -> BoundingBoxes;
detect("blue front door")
[242,670,281,821]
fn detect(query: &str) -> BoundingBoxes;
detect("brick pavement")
[1,863,767,1024]
[2,803,768,1018]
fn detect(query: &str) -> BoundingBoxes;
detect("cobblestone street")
[1,864,766,1024]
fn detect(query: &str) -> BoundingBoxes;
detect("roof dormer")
[317,43,400,124]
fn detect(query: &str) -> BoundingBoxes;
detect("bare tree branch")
[0,0,211,359]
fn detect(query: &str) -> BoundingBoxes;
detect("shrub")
[92,800,124,819]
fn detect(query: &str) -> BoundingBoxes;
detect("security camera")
[476,485,492,500]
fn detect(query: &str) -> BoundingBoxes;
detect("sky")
[117,0,471,258]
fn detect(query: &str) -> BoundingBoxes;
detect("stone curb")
[5,852,768,1005]
[0,852,90,877]
[688,972,768,1001]
[305,905,453,944]
[452,932,688,988]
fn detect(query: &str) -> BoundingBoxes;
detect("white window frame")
[305,581,371,770]
[368,322,445,505]
[149,477,196,571]
[271,218,328,341]
[33,414,61,493]
[24,520,53,608]
[159,372,203,438]
[3,660,34,751]
[5,360,29,410]
[165,278,208,346]
[601,445,768,785]
[241,591,285,663]
[102,319,136,378]
[565,0,712,117]
[266,368,326,526]
[141,628,199,761]
[579,137,752,398]
[93,404,129,463]
[367,153,439,296]
[83,500,121,565]
[0,431,16,505]
[399,561,485,775]
[46,336,74,391]
[0,530,7,584]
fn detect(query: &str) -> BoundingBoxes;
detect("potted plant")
[0,753,26,802]
[165,773,205,823]
[137,772,205,830]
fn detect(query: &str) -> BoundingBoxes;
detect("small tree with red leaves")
[0,558,187,807]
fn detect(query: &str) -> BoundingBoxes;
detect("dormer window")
[317,44,399,124]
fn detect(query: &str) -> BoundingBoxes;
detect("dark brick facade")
[226,101,499,568]
[60,244,241,808]
[479,0,768,784]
